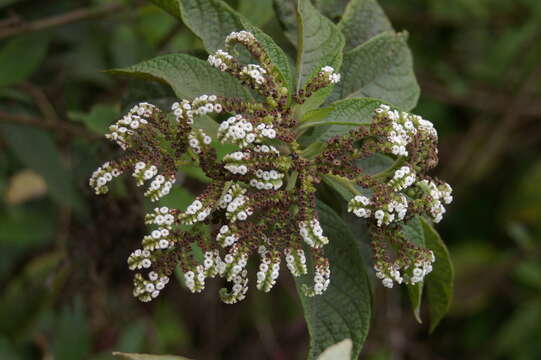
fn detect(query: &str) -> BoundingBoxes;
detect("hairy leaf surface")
[297,201,371,359]
[338,0,393,50]
[296,0,345,91]
[108,54,252,100]
[327,32,419,111]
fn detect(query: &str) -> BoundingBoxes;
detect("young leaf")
[296,0,345,91]
[107,54,252,100]
[0,33,49,88]
[338,0,393,50]
[421,217,454,332]
[297,201,372,360]
[299,98,383,143]
[327,32,420,111]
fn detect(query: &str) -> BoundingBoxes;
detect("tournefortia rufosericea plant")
[90,0,455,357]
[91,29,451,301]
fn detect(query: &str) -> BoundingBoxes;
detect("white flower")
[299,218,328,248]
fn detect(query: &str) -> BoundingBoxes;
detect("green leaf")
[0,33,49,88]
[314,0,350,20]
[0,123,86,214]
[150,0,294,94]
[296,0,345,91]
[69,104,120,135]
[317,338,353,360]
[159,187,195,210]
[327,32,420,111]
[150,0,243,54]
[406,283,423,324]
[108,53,252,100]
[238,0,274,27]
[421,217,454,332]
[272,0,298,45]
[300,98,383,143]
[113,353,191,360]
[322,174,364,202]
[149,0,182,19]
[356,153,395,175]
[241,21,294,94]
[402,216,426,324]
[338,0,393,50]
[297,201,371,359]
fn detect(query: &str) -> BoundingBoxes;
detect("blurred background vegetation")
[1,0,541,359]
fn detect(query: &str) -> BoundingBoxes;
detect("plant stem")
[0,3,124,40]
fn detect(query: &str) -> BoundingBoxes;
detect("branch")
[0,111,100,140]
[0,3,124,40]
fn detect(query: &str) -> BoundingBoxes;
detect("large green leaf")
[338,0,393,50]
[327,32,419,111]
[238,0,273,27]
[297,201,371,360]
[300,98,383,143]
[0,33,49,88]
[113,353,191,360]
[296,0,345,91]
[108,53,251,100]
[421,218,454,332]
[151,0,243,53]
[148,0,294,93]
[0,124,85,214]
[272,0,298,46]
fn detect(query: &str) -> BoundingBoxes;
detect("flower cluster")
[91,30,452,303]
[89,161,122,195]
[105,103,156,150]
